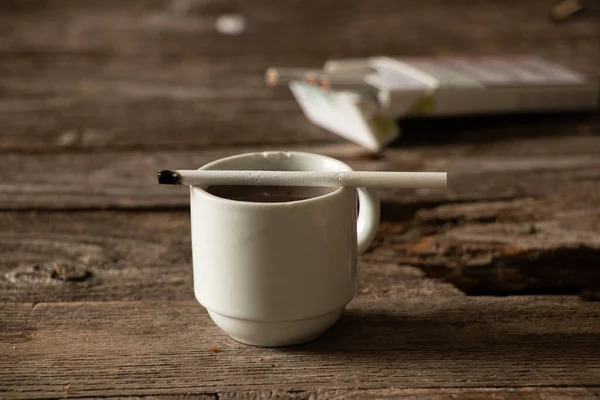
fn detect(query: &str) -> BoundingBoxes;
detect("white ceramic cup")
[190,151,380,347]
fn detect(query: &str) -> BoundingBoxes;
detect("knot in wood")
[5,262,92,286]
[50,262,92,282]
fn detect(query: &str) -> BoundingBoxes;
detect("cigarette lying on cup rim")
[158,170,447,189]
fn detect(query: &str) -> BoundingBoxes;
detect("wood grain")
[2,135,600,210]
[2,193,599,303]
[38,388,600,400]
[369,195,600,299]
[1,297,599,398]
[0,0,598,152]
[0,210,194,302]
[2,0,599,60]
[22,388,600,400]
[0,209,465,302]
[221,387,600,400]
[2,1,600,397]
[1,136,599,302]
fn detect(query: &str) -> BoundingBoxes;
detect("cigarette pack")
[267,55,598,152]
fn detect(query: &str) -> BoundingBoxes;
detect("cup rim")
[193,151,353,206]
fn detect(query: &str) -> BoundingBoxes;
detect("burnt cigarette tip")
[158,170,181,185]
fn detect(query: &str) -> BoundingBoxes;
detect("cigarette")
[265,67,372,91]
[315,75,374,91]
[158,170,447,189]
[324,59,375,75]
[265,67,323,87]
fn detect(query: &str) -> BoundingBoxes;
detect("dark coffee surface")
[206,185,337,203]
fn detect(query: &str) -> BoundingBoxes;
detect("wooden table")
[1,1,599,398]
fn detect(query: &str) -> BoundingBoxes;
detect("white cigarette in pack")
[266,67,375,91]
[265,67,322,87]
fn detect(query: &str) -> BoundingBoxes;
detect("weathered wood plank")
[1,136,599,301]
[2,190,599,304]
[0,209,464,302]
[0,96,335,152]
[368,195,600,299]
[0,0,598,152]
[45,387,600,399]
[218,387,600,400]
[2,0,598,63]
[1,136,599,210]
[0,210,194,302]
[0,144,369,210]
[1,297,599,398]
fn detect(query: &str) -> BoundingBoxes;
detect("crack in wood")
[369,195,600,300]
[416,246,600,299]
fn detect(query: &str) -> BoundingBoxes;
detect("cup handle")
[356,188,380,254]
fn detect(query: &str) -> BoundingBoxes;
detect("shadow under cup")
[189,151,359,347]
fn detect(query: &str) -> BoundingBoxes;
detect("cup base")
[207,309,343,347]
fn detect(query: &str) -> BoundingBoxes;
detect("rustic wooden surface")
[1,0,600,398]
[2,296,600,398]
